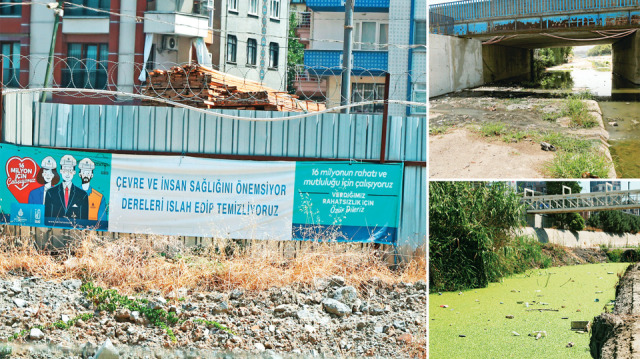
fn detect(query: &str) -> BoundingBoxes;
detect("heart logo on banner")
[5,156,41,203]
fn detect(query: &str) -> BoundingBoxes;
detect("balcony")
[144,0,209,38]
[294,12,311,46]
[306,0,389,12]
[303,50,387,76]
[293,69,328,98]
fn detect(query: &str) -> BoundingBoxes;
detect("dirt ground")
[429,95,610,179]
[429,128,554,178]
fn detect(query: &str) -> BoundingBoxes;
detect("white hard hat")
[78,158,95,171]
[40,156,56,170]
[60,155,76,168]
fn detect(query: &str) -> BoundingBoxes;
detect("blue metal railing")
[430,0,640,24]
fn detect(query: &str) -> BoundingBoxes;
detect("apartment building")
[0,0,291,101]
[297,0,426,115]
[210,0,290,91]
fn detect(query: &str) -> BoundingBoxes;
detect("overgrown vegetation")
[545,182,586,231]
[429,182,551,292]
[287,12,305,95]
[588,211,640,234]
[429,125,452,135]
[472,117,609,178]
[587,44,612,57]
[7,313,94,342]
[0,233,425,294]
[562,94,598,128]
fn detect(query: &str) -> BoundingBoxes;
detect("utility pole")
[340,0,354,114]
[41,0,64,103]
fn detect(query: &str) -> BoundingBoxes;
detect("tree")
[286,12,305,95]
[546,182,585,231]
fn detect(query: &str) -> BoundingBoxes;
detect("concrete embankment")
[590,263,640,358]
[522,227,640,248]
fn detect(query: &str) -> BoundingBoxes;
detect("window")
[415,20,426,46]
[66,0,111,16]
[249,0,258,15]
[270,0,280,19]
[1,42,20,87]
[226,35,237,63]
[412,83,427,114]
[269,43,279,69]
[0,0,21,16]
[247,39,257,66]
[207,0,214,28]
[354,21,388,50]
[62,43,108,89]
[228,0,237,12]
[351,83,385,113]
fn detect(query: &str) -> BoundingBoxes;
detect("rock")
[13,298,27,308]
[62,279,82,291]
[212,301,230,314]
[304,325,315,333]
[322,298,352,317]
[512,331,520,336]
[9,282,22,293]
[81,341,96,358]
[114,309,130,322]
[29,328,44,340]
[398,333,413,344]
[393,320,406,331]
[230,289,244,300]
[415,280,426,291]
[567,342,574,348]
[254,343,265,352]
[61,314,70,324]
[296,309,317,322]
[274,304,297,317]
[609,122,618,127]
[333,286,359,305]
[329,276,345,287]
[94,339,119,359]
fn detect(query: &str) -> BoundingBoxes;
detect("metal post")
[41,0,63,103]
[379,72,390,163]
[340,0,354,114]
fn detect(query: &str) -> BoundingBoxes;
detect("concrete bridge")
[429,0,640,96]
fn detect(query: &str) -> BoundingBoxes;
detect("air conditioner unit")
[163,35,179,51]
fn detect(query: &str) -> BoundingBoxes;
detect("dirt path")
[429,128,554,179]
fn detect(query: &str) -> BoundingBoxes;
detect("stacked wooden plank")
[142,64,326,112]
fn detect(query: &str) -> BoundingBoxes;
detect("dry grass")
[0,232,425,295]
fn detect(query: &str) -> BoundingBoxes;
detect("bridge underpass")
[429,0,640,95]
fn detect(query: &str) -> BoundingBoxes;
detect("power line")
[16,0,426,50]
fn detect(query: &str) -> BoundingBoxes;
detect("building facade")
[211,0,290,91]
[298,0,426,115]
[0,0,291,101]
[590,181,622,193]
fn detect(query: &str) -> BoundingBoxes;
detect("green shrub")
[429,182,550,292]
[545,150,610,178]
[480,122,506,137]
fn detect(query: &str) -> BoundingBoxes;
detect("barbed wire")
[0,54,426,112]
[11,0,426,50]
[4,87,425,121]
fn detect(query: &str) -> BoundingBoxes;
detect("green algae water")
[429,263,629,359]
[600,101,640,178]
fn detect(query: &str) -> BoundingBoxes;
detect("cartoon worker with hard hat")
[28,156,60,205]
[78,158,106,222]
[44,154,89,220]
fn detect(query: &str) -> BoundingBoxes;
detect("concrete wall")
[522,227,640,248]
[482,44,532,83]
[613,32,640,85]
[429,33,483,98]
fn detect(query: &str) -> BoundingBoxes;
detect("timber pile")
[142,64,325,112]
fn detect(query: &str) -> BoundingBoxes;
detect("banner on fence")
[0,144,403,244]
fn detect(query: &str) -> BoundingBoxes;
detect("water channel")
[479,52,640,178]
